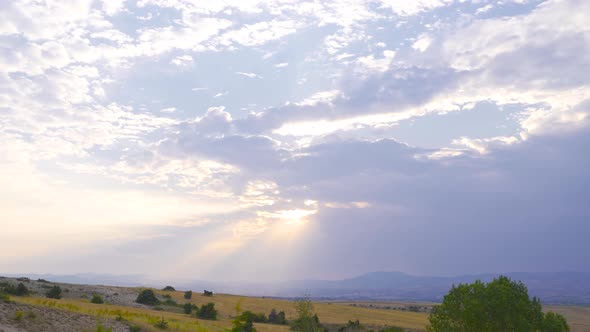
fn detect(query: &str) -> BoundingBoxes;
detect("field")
[1,277,589,331]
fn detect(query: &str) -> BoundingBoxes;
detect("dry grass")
[159,291,429,330]
[13,291,431,331]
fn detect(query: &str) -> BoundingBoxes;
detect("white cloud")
[220,20,299,46]
[236,72,262,78]
[171,54,194,67]
[378,0,454,16]
[412,34,432,52]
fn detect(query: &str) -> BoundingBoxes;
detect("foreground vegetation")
[1,276,581,331]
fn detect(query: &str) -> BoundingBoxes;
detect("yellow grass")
[159,290,429,330]
[13,291,430,331]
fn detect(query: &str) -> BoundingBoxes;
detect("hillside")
[2,276,589,331]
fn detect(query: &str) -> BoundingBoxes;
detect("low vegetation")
[136,289,159,306]
[91,294,105,304]
[196,302,218,320]
[163,286,176,291]
[184,290,193,299]
[0,282,30,296]
[427,276,569,332]
[46,285,62,299]
[290,297,325,332]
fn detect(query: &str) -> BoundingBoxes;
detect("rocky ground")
[0,301,129,332]
[0,276,146,307]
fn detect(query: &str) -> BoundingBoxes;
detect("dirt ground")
[0,301,129,332]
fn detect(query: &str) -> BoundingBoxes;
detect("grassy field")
[11,291,590,332]
[12,291,429,331]
[157,290,429,330]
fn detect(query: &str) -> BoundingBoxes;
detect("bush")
[37,278,49,283]
[291,298,325,332]
[268,309,287,325]
[378,327,405,332]
[196,302,218,320]
[14,310,23,321]
[129,325,141,332]
[543,312,570,332]
[0,291,10,303]
[338,320,362,331]
[239,311,267,323]
[162,286,175,291]
[91,294,104,304]
[162,299,178,306]
[136,289,159,306]
[184,290,192,299]
[182,303,199,315]
[203,290,213,297]
[154,317,168,329]
[232,315,257,332]
[2,283,30,296]
[427,276,569,332]
[46,286,62,299]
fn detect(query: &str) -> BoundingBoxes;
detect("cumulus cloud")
[2,0,590,280]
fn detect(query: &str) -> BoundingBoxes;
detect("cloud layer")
[1,0,589,281]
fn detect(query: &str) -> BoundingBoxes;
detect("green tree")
[136,289,159,306]
[268,308,287,325]
[542,312,570,332]
[427,276,569,332]
[291,297,325,332]
[197,302,218,320]
[184,290,192,299]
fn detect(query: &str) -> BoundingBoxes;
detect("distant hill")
[7,271,590,305]
[277,271,590,304]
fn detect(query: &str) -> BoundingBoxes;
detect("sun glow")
[257,208,317,225]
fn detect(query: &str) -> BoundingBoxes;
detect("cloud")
[236,71,262,79]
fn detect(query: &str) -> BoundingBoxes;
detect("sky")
[0,0,589,282]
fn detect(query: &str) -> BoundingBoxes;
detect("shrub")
[0,291,10,303]
[543,312,570,332]
[16,277,30,282]
[203,290,213,297]
[239,311,267,323]
[196,302,218,320]
[46,286,62,299]
[154,317,168,329]
[2,283,30,296]
[136,289,159,306]
[14,310,23,321]
[378,327,405,332]
[232,315,257,332]
[129,325,142,332]
[162,286,175,291]
[184,290,192,299]
[37,278,49,283]
[162,299,178,306]
[91,294,104,304]
[427,276,569,332]
[291,298,325,332]
[268,309,287,325]
[338,320,362,331]
[183,303,193,314]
